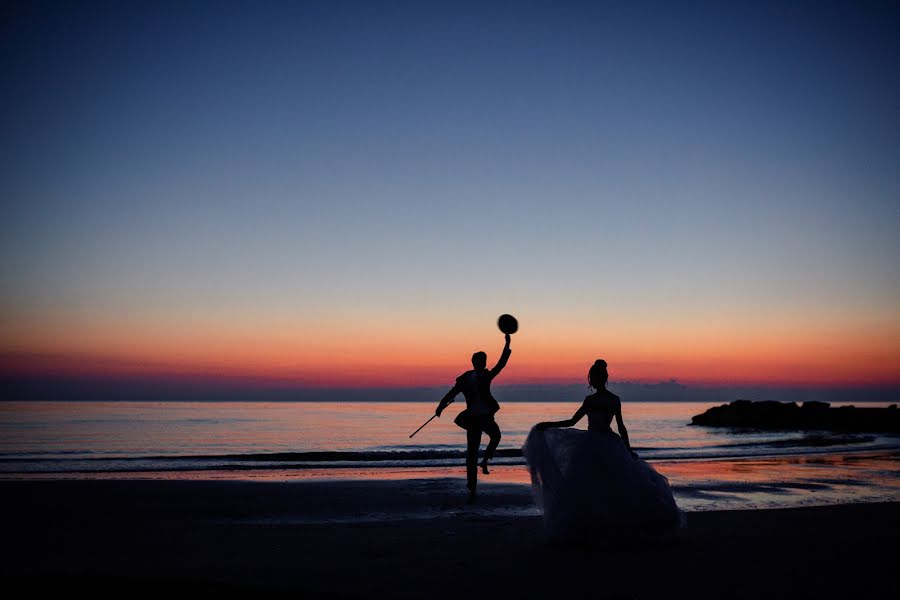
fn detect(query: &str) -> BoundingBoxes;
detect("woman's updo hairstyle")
[588,359,608,390]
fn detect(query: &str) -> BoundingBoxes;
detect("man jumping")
[435,332,511,504]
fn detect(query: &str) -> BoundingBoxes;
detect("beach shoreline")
[4,479,898,598]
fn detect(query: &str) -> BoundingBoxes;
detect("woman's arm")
[536,404,587,430]
[614,403,638,458]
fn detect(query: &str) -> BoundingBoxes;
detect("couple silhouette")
[434,333,682,539]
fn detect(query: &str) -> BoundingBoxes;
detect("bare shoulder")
[606,391,623,415]
[598,389,621,408]
[583,392,609,410]
[584,391,620,414]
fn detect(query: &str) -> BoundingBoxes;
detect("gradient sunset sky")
[2,1,898,389]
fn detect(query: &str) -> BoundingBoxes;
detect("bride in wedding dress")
[523,360,682,541]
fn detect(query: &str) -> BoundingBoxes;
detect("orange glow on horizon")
[2,307,898,387]
[2,338,898,388]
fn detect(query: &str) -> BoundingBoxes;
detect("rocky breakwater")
[691,400,900,433]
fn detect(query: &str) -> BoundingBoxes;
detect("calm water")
[1,401,898,511]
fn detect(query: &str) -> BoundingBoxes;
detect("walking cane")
[409,414,437,438]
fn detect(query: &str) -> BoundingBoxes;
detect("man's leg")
[480,418,502,474]
[466,426,482,502]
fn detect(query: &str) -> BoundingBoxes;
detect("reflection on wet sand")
[17,450,898,513]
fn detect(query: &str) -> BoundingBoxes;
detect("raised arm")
[489,334,512,377]
[536,404,587,430]
[435,383,460,417]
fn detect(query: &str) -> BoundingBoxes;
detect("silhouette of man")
[435,333,511,503]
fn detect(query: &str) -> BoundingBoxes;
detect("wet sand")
[3,479,898,598]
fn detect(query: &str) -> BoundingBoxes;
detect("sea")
[1,400,898,512]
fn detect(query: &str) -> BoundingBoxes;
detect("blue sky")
[1,1,898,387]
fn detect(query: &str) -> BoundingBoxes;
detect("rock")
[801,401,830,410]
[690,400,900,433]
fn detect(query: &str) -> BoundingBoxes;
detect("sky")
[1,0,898,390]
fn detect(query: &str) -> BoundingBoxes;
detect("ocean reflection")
[1,401,898,512]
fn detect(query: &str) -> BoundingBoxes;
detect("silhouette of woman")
[523,360,682,541]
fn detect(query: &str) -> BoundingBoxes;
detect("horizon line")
[2,372,898,392]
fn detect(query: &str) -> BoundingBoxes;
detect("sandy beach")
[4,479,897,598]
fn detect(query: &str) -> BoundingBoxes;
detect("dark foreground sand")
[3,479,897,598]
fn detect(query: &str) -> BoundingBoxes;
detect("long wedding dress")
[523,391,682,540]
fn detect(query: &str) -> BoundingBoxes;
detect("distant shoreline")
[3,376,898,404]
